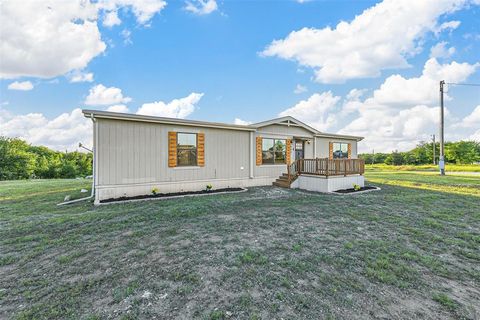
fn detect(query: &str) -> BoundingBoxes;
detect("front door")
[294,140,304,160]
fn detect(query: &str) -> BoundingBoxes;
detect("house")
[82,110,364,204]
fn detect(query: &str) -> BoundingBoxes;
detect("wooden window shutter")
[168,132,177,167]
[286,139,292,164]
[197,133,205,167]
[256,137,262,165]
[329,142,333,160]
[347,143,352,159]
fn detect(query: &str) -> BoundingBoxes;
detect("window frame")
[176,132,198,167]
[332,142,349,159]
[262,138,287,165]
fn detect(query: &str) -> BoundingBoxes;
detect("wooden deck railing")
[287,158,364,183]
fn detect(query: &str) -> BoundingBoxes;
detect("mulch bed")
[333,186,378,194]
[100,187,245,203]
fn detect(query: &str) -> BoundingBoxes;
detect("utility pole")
[439,80,445,175]
[431,134,436,165]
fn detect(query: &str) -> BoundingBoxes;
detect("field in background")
[1,173,479,319]
[366,163,480,172]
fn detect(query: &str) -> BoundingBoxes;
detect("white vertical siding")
[315,137,358,158]
[97,119,251,185]
[256,124,314,137]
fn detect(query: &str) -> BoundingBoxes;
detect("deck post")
[325,159,329,177]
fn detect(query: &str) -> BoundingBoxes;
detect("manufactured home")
[82,110,365,204]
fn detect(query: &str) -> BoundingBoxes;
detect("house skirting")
[94,176,276,204]
[290,174,364,193]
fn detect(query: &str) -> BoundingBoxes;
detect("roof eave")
[82,109,257,132]
[314,133,364,141]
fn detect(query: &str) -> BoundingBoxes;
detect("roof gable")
[251,116,320,134]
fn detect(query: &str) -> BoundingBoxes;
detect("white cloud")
[370,58,478,108]
[342,88,367,115]
[0,0,166,79]
[279,91,340,131]
[234,118,252,125]
[85,84,132,105]
[462,105,480,127]
[338,58,479,152]
[103,10,122,27]
[430,41,456,58]
[437,20,461,34]
[8,81,34,91]
[0,1,106,79]
[98,0,167,25]
[121,29,133,45]
[294,84,308,94]
[68,71,94,83]
[0,108,92,151]
[137,93,204,118]
[106,104,130,113]
[184,0,218,15]
[262,0,476,83]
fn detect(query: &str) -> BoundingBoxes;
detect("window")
[262,138,286,164]
[332,142,349,159]
[177,133,197,166]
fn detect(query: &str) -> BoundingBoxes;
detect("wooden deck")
[274,158,365,188]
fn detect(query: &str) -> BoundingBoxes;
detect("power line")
[445,82,480,87]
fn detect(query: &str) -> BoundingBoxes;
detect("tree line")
[360,141,480,165]
[0,137,93,180]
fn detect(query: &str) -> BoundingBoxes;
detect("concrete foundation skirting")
[95,176,276,204]
[291,174,364,193]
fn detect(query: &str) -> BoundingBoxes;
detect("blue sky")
[1,0,479,152]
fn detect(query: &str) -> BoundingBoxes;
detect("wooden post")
[287,164,290,183]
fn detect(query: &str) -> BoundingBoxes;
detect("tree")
[384,151,404,165]
[445,141,480,164]
[0,137,93,180]
[0,137,37,179]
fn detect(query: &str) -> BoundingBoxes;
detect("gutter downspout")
[57,114,96,206]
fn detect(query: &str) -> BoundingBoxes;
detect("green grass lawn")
[1,174,479,319]
[366,163,480,172]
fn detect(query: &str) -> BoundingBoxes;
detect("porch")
[273,158,365,191]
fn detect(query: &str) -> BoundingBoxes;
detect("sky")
[0,0,479,153]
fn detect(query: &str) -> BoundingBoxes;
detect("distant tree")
[0,137,37,179]
[0,137,92,180]
[359,152,388,164]
[445,141,480,164]
[385,151,404,165]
